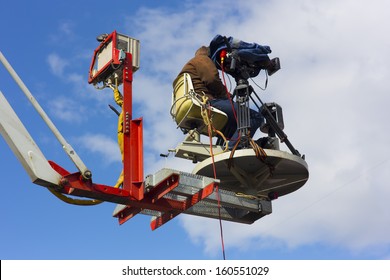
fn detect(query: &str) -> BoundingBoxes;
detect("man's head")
[195,46,210,56]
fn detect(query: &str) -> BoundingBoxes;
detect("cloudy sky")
[1,0,390,260]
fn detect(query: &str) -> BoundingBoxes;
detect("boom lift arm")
[0,31,274,230]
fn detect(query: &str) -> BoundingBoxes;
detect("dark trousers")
[210,98,263,149]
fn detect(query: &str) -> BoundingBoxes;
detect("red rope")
[221,61,238,123]
[220,60,240,144]
[207,110,226,260]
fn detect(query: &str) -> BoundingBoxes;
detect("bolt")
[83,170,92,180]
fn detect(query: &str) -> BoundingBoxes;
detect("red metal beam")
[50,158,217,229]
[50,160,217,227]
[150,181,216,230]
[122,52,144,201]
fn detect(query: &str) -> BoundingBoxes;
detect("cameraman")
[177,46,263,149]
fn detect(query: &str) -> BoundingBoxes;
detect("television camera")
[208,35,299,156]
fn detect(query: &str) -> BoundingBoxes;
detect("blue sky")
[1,0,390,260]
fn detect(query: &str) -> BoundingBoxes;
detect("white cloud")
[47,96,86,123]
[122,0,390,258]
[45,55,113,124]
[48,20,77,44]
[75,133,121,164]
[47,53,69,76]
[59,20,75,36]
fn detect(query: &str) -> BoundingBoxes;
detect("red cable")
[207,111,226,260]
[220,56,240,144]
[220,59,238,122]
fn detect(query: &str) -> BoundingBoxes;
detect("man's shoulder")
[195,54,213,62]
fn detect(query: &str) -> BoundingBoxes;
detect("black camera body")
[209,35,280,81]
[222,54,280,81]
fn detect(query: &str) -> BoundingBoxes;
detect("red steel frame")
[122,52,144,200]
[49,36,217,230]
